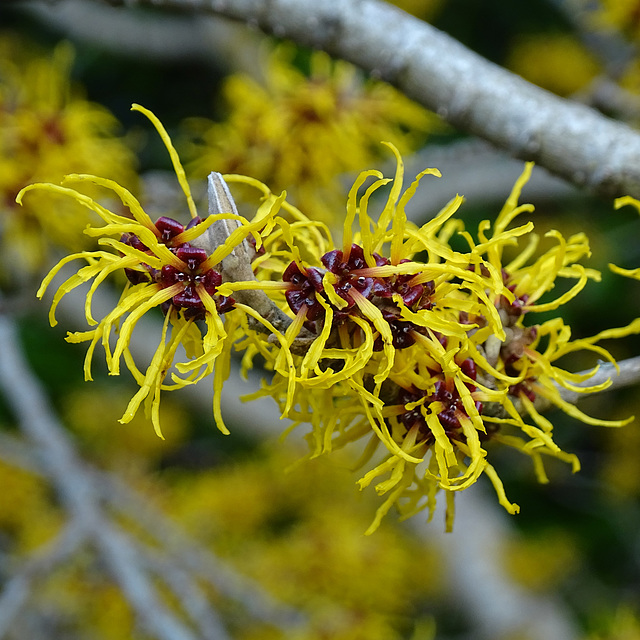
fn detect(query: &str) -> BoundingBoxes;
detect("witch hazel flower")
[231,148,637,533]
[18,104,269,438]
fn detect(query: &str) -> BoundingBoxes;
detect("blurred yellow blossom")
[503,529,580,592]
[0,459,64,552]
[42,562,134,640]
[507,33,600,96]
[389,0,444,20]
[164,444,440,640]
[586,606,640,640]
[0,35,137,273]
[593,0,640,40]
[62,386,189,468]
[182,45,440,224]
[600,414,640,498]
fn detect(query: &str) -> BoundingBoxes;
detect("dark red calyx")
[197,269,223,295]
[160,265,185,287]
[283,262,323,291]
[374,309,423,351]
[321,244,372,274]
[120,232,148,253]
[176,245,208,271]
[216,296,236,314]
[509,380,536,402]
[460,358,477,381]
[155,216,185,243]
[389,320,418,350]
[124,268,151,285]
[397,280,424,307]
[173,285,201,308]
[283,262,324,321]
[398,387,426,430]
[374,253,390,267]
[372,279,393,297]
[185,216,203,230]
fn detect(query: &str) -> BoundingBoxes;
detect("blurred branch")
[577,76,640,123]
[54,0,640,199]
[484,356,640,419]
[546,0,637,78]
[421,485,579,640]
[0,523,86,638]
[560,355,640,405]
[95,471,306,630]
[0,307,303,639]
[16,0,263,74]
[134,544,232,640]
[403,139,579,220]
[545,1,640,122]
[0,432,42,475]
[0,310,205,640]
[0,429,304,630]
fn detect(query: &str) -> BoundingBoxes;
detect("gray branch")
[95,471,306,630]
[419,485,579,640]
[135,543,233,640]
[18,0,265,73]
[0,298,305,638]
[559,355,640,405]
[0,311,203,640]
[82,0,640,199]
[0,524,86,638]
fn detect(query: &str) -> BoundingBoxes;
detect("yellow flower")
[223,145,505,531]
[0,36,137,272]
[388,0,444,20]
[164,444,439,639]
[19,105,263,438]
[182,45,440,223]
[592,0,640,40]
[585,606,640,640]
[232,152,634,533]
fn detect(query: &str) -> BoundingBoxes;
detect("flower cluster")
[227,150,633,532]
[26,106,635,532]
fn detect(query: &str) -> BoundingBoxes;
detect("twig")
[0,296,305,636]
[195,172,317,350]
[578,76,640,122]
[482,356,640,419]
[16,0,264,73]
[0,310,205,640]
[402,139,578,220]
[93,469,307,630]
[545,0,637,78]
[136,543,233,640]
[0,432,42,475]
[560,355,640,405]
[199,172,293,333]
[0,523,86,639]
[417,484,579,640]
[79,0,640,199]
